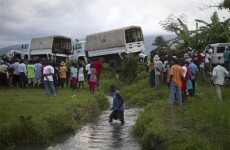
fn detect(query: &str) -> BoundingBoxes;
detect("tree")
[199,0,230,11]
[152,36,166,50]
[195,11,230,46]
[159,14,193,48]
[221,0,230,10]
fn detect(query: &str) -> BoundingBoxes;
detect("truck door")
[212,46,225,64]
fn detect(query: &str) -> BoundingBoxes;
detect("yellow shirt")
[59,66,68,78]
[170,64,183,87]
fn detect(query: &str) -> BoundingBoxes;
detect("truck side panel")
[87,46,126,57]
[86,29,125,51]
[30,36,53,50]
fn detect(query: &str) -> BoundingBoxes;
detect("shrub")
[94,92,110,110]
[119,54,139,83]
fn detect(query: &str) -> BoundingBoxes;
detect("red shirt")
[93,60,103,75]
[197,53,202,63]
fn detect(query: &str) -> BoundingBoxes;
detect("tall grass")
[126,76,230,150]
[0,87,109,148]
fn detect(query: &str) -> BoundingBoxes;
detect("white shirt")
[43,65,54,81]
[199,62,205,68]
[182,66,187,78]
[0,64,8,73]
[154,60,163,75]
[78,67,84,81]
[205,53,210,63]
[208,48,213,59]
[85,63,91,74]
[163,60,168,72]
[11,62,20,75]
[212,65,229,85]
[19,63,27,76]
[139,53,146,58]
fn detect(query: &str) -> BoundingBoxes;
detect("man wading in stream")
[109,85,125,125]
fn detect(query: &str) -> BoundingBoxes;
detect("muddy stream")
[17,97,141,150]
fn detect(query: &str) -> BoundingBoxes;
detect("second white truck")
[72,25,146,64]
[24,35,72,63]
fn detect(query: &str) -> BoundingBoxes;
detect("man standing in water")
[109,85,125,125]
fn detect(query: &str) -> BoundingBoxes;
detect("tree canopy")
[157,11,230,53]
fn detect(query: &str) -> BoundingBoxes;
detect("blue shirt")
[112,91,124,111]
[189,62,198,80]
[34,63,42,78]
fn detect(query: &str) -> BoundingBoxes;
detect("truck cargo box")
[30,35,72,53]
[86,26,144,52]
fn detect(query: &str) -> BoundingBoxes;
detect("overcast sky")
[0,0,229,48]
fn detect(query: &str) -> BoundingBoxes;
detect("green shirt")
[27,64,35,78]
[223,50,230,62]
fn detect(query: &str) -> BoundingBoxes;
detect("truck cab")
[205,43,230,64]
[70,41,88,63]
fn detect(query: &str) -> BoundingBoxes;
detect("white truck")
[24,35,72,63]
[204,43,230,64]
[72,25,146,64]
[6,49,25,61]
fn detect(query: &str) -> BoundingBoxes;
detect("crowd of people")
[1,47,229,101]
[0,58,103,96]
[147,47,229,103]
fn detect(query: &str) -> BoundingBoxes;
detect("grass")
[1,65,229,149]
[125,76,230,150]
[0,86,109,149]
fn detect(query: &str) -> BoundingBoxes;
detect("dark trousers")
[149,70,155,87]
[96,74,100,86]
[19,72,27,88]
[0,72,7,89]
[12,74,20,86]
[190,79,196,97]
[225,61,229,71]
[109,110,124,124]
[66,76,70,88]
[60,78,66,88]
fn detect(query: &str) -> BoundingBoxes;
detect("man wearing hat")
[154,55,163,89]
[59,61,68,88]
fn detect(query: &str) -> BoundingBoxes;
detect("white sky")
[0,0,229,48]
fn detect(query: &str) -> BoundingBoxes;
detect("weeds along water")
[125,77,230,149]
[0,87,109,149]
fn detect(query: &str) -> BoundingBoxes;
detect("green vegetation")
[123,74,230,150]
[155,10,230,54]
[0,56,229,150]
[0,87,109,149]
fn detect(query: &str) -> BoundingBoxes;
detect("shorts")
[90,81,97,88]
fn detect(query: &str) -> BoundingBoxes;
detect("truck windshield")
[125,28,143,43]
[52,37,72,54]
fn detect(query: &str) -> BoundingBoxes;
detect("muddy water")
[47,97,141,150]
